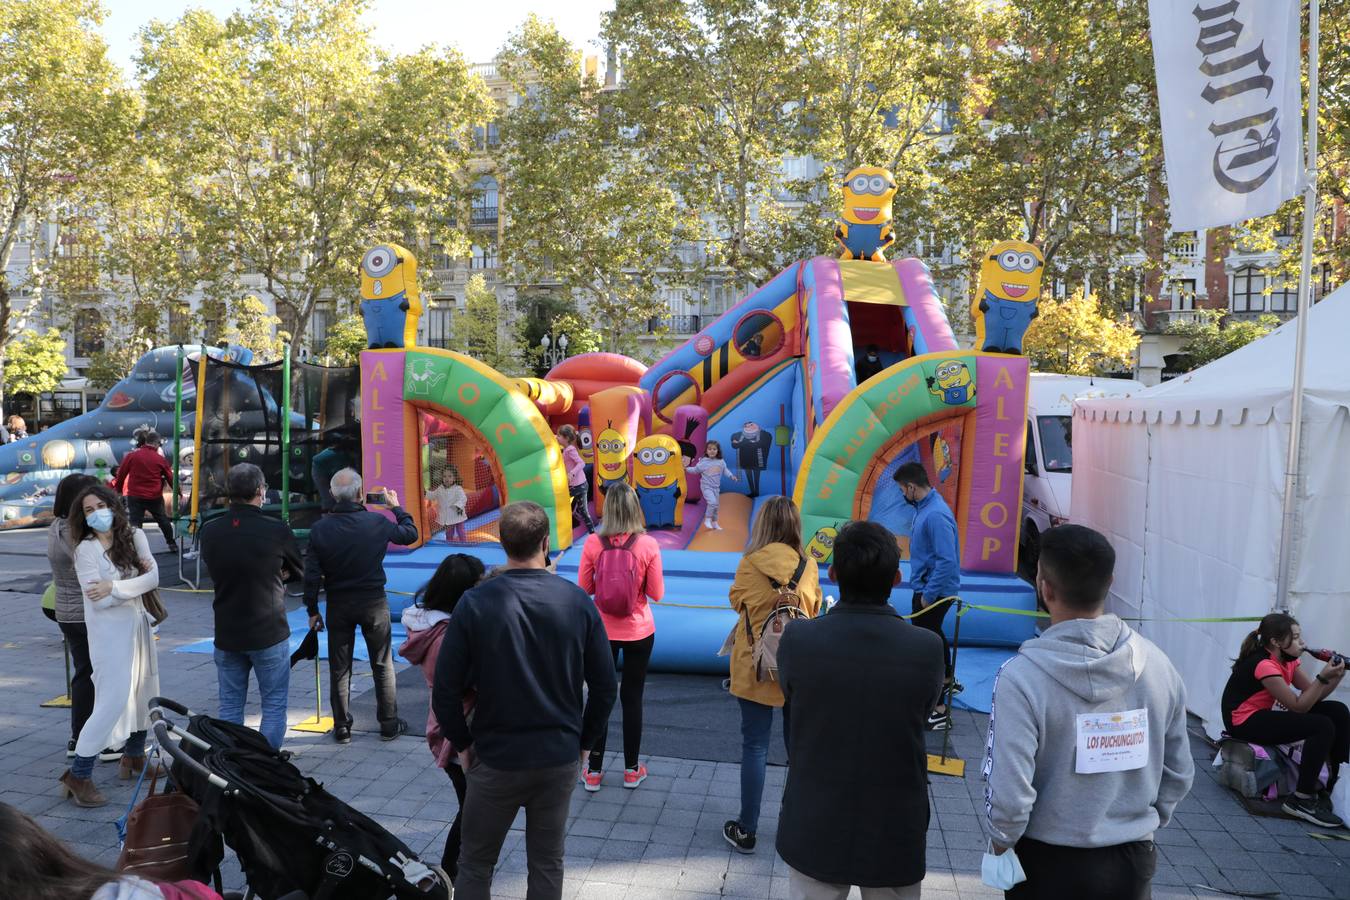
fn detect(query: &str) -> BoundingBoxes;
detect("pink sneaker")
[623,764,648,789]
[583,770,603,792]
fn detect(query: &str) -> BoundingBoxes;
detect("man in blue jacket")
[304,468,419,743]
[894,462,961,730]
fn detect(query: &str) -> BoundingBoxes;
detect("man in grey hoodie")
[983,524,1193,899]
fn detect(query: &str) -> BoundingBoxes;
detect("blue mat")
[176,602,409,664]
[950,647,1016,715]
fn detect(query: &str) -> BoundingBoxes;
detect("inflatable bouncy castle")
[362,171,1041,673]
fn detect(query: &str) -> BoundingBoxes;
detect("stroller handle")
[149,704,231,791]
[149,696,192,716]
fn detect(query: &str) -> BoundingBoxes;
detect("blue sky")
[98,0,614,76]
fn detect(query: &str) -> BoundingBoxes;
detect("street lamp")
[541,332,569,369]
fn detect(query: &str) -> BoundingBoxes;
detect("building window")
[472,122,501,150]
[1268,274,1297,313]
[425,302,453,349]
[1231,266,1265,313]
[310,304,333,353]
[471,176,499,226]
[1171,231,1199,261]
[1117,207,1138,236]
[168,304,193,343]
[73,307,104,359]
[430,243,453,270]
[470,244,496,270]
[1169,278,1196,311]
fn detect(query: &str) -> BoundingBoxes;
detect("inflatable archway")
[360,347,572,550]
[794,351,1029,573]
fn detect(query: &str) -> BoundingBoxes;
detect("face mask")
[1279,647,1300,663]
[87,509,114,533]
[981,847,1027,890]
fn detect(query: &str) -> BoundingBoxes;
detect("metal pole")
[938,598,961,765]
[172,346,184,522]
[1275,0,1320,612]
[281,345,292,525]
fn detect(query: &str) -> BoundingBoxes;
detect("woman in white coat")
[59,484,162,808]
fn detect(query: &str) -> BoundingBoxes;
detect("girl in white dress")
[59,484,162,807]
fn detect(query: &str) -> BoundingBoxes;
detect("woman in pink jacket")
[577,481,664,791]
[400,553,486,882]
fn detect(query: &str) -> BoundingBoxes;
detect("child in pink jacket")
[400,553,486,881]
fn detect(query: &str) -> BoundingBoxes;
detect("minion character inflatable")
[594,423,632,494]
[806,524,839,565]
[973,240,1044,354]
[927,359,975,406]
[835,166,898,262]
[631,434,685,529]
[360,243,423,349]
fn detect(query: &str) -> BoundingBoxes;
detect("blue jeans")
[737,697,790,833]
[215,638,291,748]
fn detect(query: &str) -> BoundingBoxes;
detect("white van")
[1020,374,1145,567]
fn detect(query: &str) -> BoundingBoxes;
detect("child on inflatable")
[686,440,738,531]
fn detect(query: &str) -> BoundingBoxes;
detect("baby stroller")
[149,697,451,900]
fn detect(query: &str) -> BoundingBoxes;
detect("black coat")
[201,504,303,652]
[302,501,418,613]
[776,602,945,888]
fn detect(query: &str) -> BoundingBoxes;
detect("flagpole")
[1274,0,1319,613]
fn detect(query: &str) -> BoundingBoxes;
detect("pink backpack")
[593,534,642,617]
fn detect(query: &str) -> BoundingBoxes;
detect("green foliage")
[0,0,136,395]
[3,329,68,396]
[135,0,491,350]
[498,17,693,354]
[322,313,368,367]
[1023,290,1139,376]
[449,274,523,374]
[1166,309,1280,372]
[224,296,286,363]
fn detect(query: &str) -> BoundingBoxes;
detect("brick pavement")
[1,529,1348,898]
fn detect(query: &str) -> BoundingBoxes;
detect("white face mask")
[981,847,1027,890]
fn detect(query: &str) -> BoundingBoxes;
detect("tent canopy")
[1071,282,1350,736]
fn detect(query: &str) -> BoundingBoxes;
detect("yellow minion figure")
[835,166,898,262]
[933,435,953,482]
[631,434,685,529]
[972,240,1044,354]
[927,359,975,406]
[360,243,423,349]
[594,424,631,492]
[806,524,839,565]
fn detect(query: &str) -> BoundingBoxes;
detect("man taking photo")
[200,464,302,748]
[983,524,1193,899]
[303,468,418,743]
[777,519,944,899]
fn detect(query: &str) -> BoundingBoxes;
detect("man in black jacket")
[777,520,944,899]
[433,501,617,900]
[303,467,418,743]
[201,464,303,749]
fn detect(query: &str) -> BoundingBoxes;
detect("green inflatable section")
[403,349,572,546]
[793,353,978,541]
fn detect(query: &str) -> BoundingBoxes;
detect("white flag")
[1148,0,1304,232]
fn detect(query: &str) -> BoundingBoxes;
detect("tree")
[224,295,286,363]
[498,17,694,354]
[940,0,1161,308]
[3,329,68,396]
[136,0,491,351]
[604,0,825,284]
[1166,309,1280,372]
[0,0,137,401]
[1022,289,1139,375]
[321,313,368,366]
[449,274,523,374]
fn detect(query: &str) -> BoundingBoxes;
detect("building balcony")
[647,314,702,335]
[1155,309,1210,328]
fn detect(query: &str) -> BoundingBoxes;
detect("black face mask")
[1279,647,1300,663]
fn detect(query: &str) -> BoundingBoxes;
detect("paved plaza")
[0,529,1347,899]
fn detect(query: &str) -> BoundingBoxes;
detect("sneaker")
[380,718,410,742]
[713,522,723,531]
[98,746,124,762]
[623,765,648,789]
[182,549,199,560]
[333,725,352,745]
[926,710,952,731]
[583,770,603,792]
[704,519,714,530]
[948,680,965,697]
[723,820,756,854]
[1283,794,1345,828]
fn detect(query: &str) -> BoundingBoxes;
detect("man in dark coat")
[776,519,945,898]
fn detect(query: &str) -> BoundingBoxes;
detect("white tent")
[1071,282,1350,736]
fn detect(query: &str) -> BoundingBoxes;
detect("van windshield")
[1037,415,1073,473]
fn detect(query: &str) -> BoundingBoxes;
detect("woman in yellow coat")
[724,496,822,853]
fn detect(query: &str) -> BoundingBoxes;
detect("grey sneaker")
[1283,794,1344,828]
